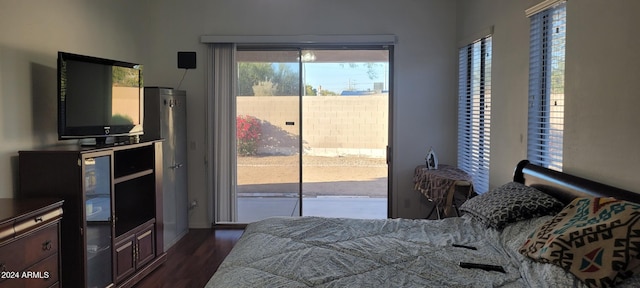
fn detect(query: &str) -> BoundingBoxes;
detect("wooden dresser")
[0,198,63,288]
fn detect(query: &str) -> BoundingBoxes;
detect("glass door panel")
[300,49,389,219]
[84,155,113,287]
[236,50,301,223]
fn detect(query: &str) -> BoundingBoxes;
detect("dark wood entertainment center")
[18,141,166,287]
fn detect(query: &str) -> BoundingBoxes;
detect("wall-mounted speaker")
[177,51,196,69]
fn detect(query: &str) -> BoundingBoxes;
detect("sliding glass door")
[233,47,390,223]
[236,50,301,223]
[300,49,389,219]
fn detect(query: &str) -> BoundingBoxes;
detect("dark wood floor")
[134,229,244,288]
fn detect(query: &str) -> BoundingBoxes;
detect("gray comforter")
[207,215,640,287]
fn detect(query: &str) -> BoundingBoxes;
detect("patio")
[237,155,388,222]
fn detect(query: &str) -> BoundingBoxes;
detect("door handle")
[164,99,176,108]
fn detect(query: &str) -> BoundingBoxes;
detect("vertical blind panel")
[211,43,239,223]
[527,3,565,172]
[458,36,491,193]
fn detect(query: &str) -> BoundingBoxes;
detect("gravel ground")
[237,155,387,167]
[237,155,388,197]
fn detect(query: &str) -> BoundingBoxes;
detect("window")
[527,2,566,171]
[458,36,492,193]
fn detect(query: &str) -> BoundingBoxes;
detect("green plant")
[236,115,261,156]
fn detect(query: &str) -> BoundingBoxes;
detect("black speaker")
[177,51,196,69]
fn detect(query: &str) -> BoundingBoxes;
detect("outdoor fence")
[237,94,388,158]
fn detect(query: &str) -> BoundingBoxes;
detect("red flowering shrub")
[236,115,262,156]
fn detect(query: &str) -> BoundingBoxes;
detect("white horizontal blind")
[458,36,492,193]
[527,2,566,171]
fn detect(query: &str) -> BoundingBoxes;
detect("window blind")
[458,36,492,193]
[525,0,565,17]
[527,2,566,171]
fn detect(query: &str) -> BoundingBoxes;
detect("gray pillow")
[459,182,564,229]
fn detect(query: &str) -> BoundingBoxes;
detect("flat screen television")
[58,52,143,145]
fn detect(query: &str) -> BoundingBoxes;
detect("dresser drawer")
[0,236,24,279]
[24,253,59,288]
[14,208,62,236]
[0,220,13,243]
[23,225,59,268]
[0,224,59,275]
[0,253,58,288]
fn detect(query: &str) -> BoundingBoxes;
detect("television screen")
[58,52,143,143]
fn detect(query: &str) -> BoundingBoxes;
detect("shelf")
[86,221,112,227]
[86,206,104,219]
[114,169,153,184]
[86,193,110,198]
[87,245,111,261]
[113,144,155,178]
[116,218,155,238]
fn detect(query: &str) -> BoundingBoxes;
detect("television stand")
[18,141,166,287]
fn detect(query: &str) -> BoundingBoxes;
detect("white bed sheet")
[207,215,640,287]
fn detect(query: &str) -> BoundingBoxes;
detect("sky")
[303,62,388,94]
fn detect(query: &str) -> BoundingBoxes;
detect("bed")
[207,160,640,287]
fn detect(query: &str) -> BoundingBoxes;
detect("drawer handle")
[42,240,52,251]
[34,217,43,223]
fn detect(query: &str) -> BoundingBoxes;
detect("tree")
[304,85,317,96]
[112,66,140,87]
[340,63,384,80]
[252,81,277,96]
[238,62,274,96]
[237,62,299,96]
[273,63,299,96]
[550,61,565,94]
[319,90,338,96]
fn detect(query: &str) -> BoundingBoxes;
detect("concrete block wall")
[237,95,388,157]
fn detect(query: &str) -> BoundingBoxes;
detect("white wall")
[0,0,144,197]
[563,1,640,188]
[0,0,458,223]
[4,0,636,228]
[140,0,458,225]
[456,0,640,193]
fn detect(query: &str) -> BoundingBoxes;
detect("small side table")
[413,164,475,219]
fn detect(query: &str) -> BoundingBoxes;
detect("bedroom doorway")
[235,48,390,222]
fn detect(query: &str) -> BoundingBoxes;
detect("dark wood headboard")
[513,160,639,205]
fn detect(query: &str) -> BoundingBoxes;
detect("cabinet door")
[161,93,178,250]
[174,93,189,239]
[83,154,114,288]
[114,225,156,284]
[136,227,155,269]
[114,235,135,283]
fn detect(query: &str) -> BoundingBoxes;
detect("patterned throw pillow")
[520,197,640,288]
[459,182,564,229]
